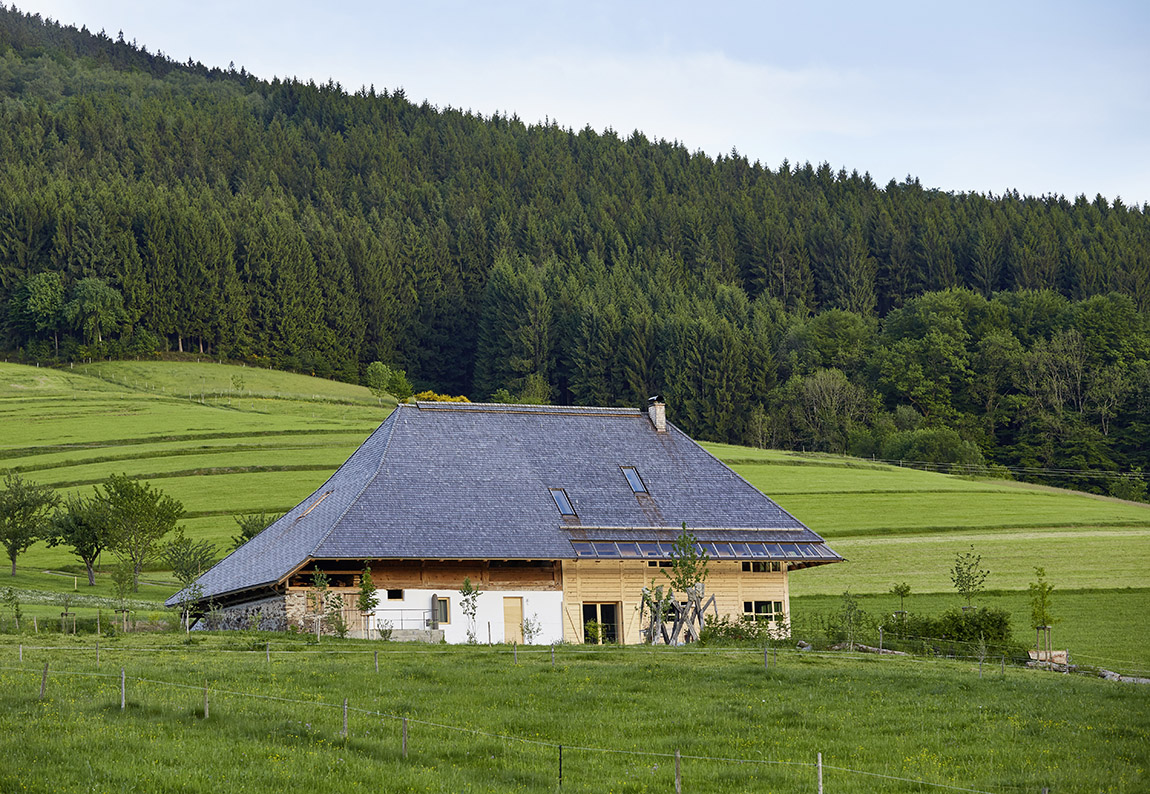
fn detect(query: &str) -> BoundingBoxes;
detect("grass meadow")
[3,360,1150,792]
[0,635,1146,794]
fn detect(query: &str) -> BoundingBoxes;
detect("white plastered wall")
[370,589,564,645]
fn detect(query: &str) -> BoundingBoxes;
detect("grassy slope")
[0,635,1146,794]
[3,361,1149,665]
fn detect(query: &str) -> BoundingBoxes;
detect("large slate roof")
[170,402,841,605]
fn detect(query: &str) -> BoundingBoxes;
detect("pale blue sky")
[18,1,1150,204]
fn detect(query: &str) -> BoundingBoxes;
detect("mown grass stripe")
[47,465,337,489]
[0,428,371,459]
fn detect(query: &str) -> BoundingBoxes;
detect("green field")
[3,360,1150,673]
[0,635,1146,794]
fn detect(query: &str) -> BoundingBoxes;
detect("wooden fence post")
[764,646,769,671]
[513,642,518,664]
[879,626,883,653]
[375,650,379,673]
[402,716,408,758]
[267,642,270,665]
[817,752,823,794]
[558,744,563,788]
[203,681,209,719]
[120,667,125,710]
[18,644,21,662]
[39,662,48,699]
[96,640,99,668]
[674,748,681,794]
[551,644,555,667]
[343,698,348,738]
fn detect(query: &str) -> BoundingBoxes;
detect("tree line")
[0,7,1148,494]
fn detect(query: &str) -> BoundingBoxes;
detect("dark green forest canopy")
[1,8,1148,495]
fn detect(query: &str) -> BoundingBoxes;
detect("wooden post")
[674,748,681,794]
[121,667,125,710]
[1001,655,1005,677]
[879,626,883,652]
[203,681,209,720]
[33,616,37,633]
[96,640,100,668]
[764,645,769,671]
[343,698,348,738]
[97,609,101,636]
[39,662,48,700]
[817,752,823,794]
[487,622,491,645]
[558,744,563,788]
[18,644,21,662]
[513,642,518,664]
[551,644,555,667]
[375,650,379,673]
[267,642,271,665]
[402,716,408,758]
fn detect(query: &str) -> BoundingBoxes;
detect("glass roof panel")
[571,542,595,558]
[621,466,647,494]
[550,488,576,516]
[593,542,620,558]
[637,542,662,558]
[617,542,640,558]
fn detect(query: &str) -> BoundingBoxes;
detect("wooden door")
[503,597,523,644]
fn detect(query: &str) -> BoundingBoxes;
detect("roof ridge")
[415,401,642,415]
[311,404,405,556]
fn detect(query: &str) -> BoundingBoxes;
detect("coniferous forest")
[1,8,1148,496]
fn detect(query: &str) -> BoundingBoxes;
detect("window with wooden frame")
[744,600,784,621]
[741,561,782,573]
[436,597,450,625]
[386,589,404,600]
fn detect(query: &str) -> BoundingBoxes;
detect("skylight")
[550,488,576,516]
[621,466,647,494]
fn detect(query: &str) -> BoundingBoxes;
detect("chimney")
[647,396,666,433]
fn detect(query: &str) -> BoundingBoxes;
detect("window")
[742,561,781,573]
[621,466,647,494]
[550,488,576,516]
[436,597,450,625]
[387,589,404,600]
[647,560,673,568]
[743,600,784,621]
[582,603,619,643]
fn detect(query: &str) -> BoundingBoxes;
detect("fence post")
[375,649,379,673]
[39,662,48,700]
[675,748,681,794]
[558,744,563,788]
[551,644,555,667]
[343,698,348,738]
[203,681,209,720]
[879,626,883,653]
[121,667,125,710]
[18,644,21,662]
[764,645,769,671]
[96,640,99,668]
[513,642,518,664]
[817,752,823,794]
[402,716,408,758]
[267,642,271,665]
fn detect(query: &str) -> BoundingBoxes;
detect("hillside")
[3,360,1148,667]
[1,8,1149,491]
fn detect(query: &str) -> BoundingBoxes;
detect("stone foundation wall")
[201,594,288,632]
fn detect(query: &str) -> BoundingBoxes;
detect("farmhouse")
[169,400,842,644]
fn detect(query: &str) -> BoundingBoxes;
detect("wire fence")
[0,657,1006,794]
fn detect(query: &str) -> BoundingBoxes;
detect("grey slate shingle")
[168,403,840,605]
